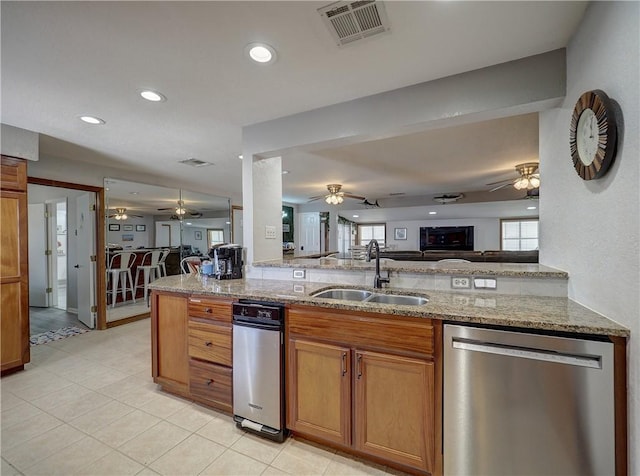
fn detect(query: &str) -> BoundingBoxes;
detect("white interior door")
[28,203,49,307]
[299,212,320,254]
[76,193,96,329]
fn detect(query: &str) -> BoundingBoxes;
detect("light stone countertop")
[252,258,569,279]
[149,275,628,337]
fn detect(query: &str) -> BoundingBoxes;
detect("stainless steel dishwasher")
[232,300,287,442]
[443,324,614,476]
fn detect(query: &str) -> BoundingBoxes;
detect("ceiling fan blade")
[307,196,324,202]
[489,183,513,192]
[157,207,174,211]
[343,193,366,200]
[486,177,515,186]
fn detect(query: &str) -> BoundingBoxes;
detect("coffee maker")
[213,245,243,280]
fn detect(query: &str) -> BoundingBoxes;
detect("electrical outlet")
[451,276,471,289]
[293,270,306,279]
[265,225,277,239]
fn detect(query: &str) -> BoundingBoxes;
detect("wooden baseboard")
[106,312,150,328]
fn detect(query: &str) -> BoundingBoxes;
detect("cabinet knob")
[204,307,212,313]
[205,341,213,347]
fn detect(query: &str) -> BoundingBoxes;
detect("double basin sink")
[311,288,428,306]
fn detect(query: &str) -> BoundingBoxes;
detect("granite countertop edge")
[149,276,628,337]
[252,259,569,279]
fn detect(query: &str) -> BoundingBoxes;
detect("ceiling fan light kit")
[309,184,365,205]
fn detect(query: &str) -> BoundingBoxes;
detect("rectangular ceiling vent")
[318,0,390,46]
[179,158,213,167]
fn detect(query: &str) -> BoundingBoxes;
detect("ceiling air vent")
[318,0,390,46]
[179,158,213,167]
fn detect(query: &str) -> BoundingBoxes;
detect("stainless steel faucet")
[366,239,390,289]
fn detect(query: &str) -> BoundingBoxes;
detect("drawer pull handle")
[341,352,347,376]
[205,341,213,347]
[206,379,214,386]
[204,308,212,313]
[357,354,363,379]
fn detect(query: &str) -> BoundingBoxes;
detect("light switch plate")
[474,277,497,290]
[265,225,277,239]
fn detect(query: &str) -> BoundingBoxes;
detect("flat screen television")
[420,226,474,251]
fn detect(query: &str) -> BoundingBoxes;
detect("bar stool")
[135,250,162,302]
[157,248,171,277]
[107,252,136,308]
[180,256,202,275]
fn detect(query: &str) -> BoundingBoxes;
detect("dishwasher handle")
[451,338,602,369]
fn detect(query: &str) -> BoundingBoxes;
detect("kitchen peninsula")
[149,270,628,475]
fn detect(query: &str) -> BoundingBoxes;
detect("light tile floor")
[1,319,408,475]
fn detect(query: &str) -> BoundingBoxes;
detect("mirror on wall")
[104,178,230,323]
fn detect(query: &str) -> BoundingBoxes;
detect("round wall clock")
[569,89,618,180]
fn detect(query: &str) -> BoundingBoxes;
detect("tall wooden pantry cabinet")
[1,155,30,374]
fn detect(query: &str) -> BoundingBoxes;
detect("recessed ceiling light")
[238,155,243,160]
[80,115,105,125]
[282,170,290,175]
[245,43,277,64]
[140,90,166,102]
[527,206,537,210]
[225,221,231,225]
[429,211,437,215]
[186,222,192,225]
[353,215,359,218]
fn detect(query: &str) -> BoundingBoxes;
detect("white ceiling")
[1,1,587,210]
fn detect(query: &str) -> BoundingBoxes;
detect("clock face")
[576,108,599,165]
[569,90,618,180]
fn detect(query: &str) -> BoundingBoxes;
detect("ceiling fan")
[157,200,203,218]
[487,162,540,192]
[308,184,365,205]
[108,207,143,220]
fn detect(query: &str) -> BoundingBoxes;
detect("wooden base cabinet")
[288,339,351,446]
[354,351,435,472]
[151,291,189,395]
[287,305,439,475]
[151,291,234,413]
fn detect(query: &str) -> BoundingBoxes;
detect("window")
[501,219,539,251]
[357,224,386,247]
[207,228,225,249]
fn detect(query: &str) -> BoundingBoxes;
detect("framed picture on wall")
[136,225,146,232]
[195,230,202,240]
[394,227,407,240]
[109,224,120,231]
[122,234,134,242]
[123,224,134,231]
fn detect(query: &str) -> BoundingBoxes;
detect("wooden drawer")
[288,305,434,357]
[188,319,232,366]
[188,296,232,323]
[189,359,232,413]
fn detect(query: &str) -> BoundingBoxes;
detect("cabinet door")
[151,291,189,395]
[287,339,351,447]
[1,188,29,373]
[354,350,435,473]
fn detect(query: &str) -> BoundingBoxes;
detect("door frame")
[28,177,107,330]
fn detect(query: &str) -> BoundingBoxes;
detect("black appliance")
[232,300,287,442]
[213,245,243,279]
[420,226,474,251]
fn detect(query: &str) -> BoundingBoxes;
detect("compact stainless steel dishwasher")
[232,300,287,442]
[443,324,615,476]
